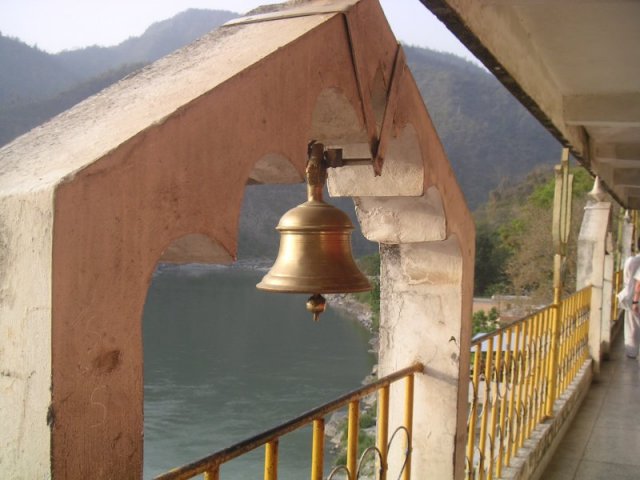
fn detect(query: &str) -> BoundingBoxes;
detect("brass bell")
[257,142,371,321]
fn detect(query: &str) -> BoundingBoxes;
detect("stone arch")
[247,152,302,185]
[158,233,234,264]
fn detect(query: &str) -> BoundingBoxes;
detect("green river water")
[143,264,375,479]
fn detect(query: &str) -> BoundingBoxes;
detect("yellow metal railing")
[155,363,422,480]
[612,269,623,325]
[465,286,591,480]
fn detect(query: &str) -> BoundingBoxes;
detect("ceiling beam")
[613,167,640,187]
[564,93,640,127]
[595,143,640,166]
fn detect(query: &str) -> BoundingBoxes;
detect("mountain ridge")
[0,9,560,258]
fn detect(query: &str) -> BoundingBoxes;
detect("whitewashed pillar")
[576,201,611,378]
[601,235,614,358]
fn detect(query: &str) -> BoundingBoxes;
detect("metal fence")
[465,286,591,479]
[612,269,623,326]
[156,363,423,480]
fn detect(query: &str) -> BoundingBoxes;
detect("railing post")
[377,385,390,480]
[264,440,278,480]
[546,148,572,417]
[546,258,562,418]
[467,343,482,477]
[601,248,614,358]
[311,419,324,480]
[577,200,612,378]
[204,466,220,480]
[403,374,414,480]
[346,401,360,478]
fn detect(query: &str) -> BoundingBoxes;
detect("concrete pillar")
[576,201,611,377]
[378,238,466,478]
[621,213,634,262]
[348,186,473,479]
[601,235,614,358]
[0,192,53,479]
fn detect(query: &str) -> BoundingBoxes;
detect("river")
[143,264,375,479]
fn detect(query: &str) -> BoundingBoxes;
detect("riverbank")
[324,292,379,477]
[326,293,379,354]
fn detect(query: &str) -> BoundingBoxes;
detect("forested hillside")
[406,47,560,205]
[473,167,599,302]
[0,34,80,108]
[0,9,238,146]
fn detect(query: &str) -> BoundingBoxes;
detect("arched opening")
[142,182,377,478]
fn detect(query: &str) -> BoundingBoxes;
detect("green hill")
[0,33,79,109]
[405,46,560,206]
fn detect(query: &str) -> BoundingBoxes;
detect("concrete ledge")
[500,360,593,480]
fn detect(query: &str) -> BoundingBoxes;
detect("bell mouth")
[256,270,371,294]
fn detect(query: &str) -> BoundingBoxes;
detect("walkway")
[544,330,640,479]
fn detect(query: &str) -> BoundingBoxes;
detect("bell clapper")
[306,294,326,322]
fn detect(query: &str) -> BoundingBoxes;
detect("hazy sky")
[0,0,478,64]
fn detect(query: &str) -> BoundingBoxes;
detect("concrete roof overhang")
[420,0,640,209]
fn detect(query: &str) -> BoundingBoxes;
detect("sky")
[0,0,479,64]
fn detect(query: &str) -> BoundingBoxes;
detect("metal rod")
[478,335,493,477]
[203,466,219,480]
[524,317,535,439]
[403,374,415,480]
[311,419,324,480]
[545,264,562,418]
[496,330,512,477]
[346,401,359,478]
[516,321,527,451]
[264,440,278,480]
[507,323,521,462]
[534,311,547,425]
[487,334,502,480]
[558,293,569,392]
[467,343,482,478]
[377,385,390,480]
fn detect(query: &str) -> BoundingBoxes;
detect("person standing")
[621,239,640,358]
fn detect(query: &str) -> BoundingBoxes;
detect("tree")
[472,307,500,335]
[475,222,510,296]
[503,167,592,303]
